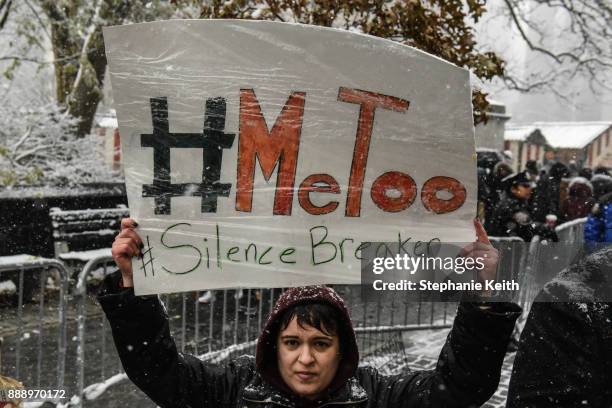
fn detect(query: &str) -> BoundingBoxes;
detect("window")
[527,144,531,160]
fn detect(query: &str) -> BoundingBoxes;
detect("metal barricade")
[73,255,117,408]
[0,256,69,391]
[555,217,587,243]
[555,217,587,267]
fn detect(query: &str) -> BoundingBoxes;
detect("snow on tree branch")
[500,0,612,97]
[0,100,120,186]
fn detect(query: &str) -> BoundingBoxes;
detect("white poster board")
[103,20,477,295]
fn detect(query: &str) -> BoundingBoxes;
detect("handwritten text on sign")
[103,20,477,294]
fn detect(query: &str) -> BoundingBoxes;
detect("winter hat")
[568,177,593,197]
[256,286,359,398]
[502,171,534,192]
[591,174,612,200]
[579,167,593,180]
[548,162,570,180]
[493,162,513,180]
[525,160,539,176]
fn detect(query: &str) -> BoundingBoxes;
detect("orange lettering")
[370,171,417,212]
[298,174,340,215]
[236,89,305,215]
[421,176,466,214]
[338,87,409,217]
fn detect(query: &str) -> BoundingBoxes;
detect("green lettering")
[310,225,337,265]
[355,242,371,261]
[279,247,296,264]
[227,246,241,262]
[258,247,273,265]
[160,223,202,274]
[245,243,258,262]
[339,238,354,263]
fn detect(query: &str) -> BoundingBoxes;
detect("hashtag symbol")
[141,97,235,214]
[140,236,155,277]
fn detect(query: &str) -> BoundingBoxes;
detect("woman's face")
[277,316,341,400]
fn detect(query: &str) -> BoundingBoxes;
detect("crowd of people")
[477,155,612,243]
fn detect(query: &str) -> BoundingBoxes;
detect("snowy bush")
[0,101,121,187]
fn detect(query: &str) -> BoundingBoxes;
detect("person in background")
[578,167,593,181]
[489,172,558,241]
[567,160,579,178]
[507,245,612,407]
[590,173,612,201]
[489,172,535,240]
[584,190,612,247]
[524,160,538,182]
[530,162,569,223]
[559,177,595,222]
[541,150,556,173]
[483,162,514,232]
[492,162,514,198]
[593,166,610,176]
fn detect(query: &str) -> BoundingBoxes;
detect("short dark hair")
[278,302,342,339]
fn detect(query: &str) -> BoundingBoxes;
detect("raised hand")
[459,219,499,297]
[111,218,142,288]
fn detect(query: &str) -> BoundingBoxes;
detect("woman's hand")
[459,219,499,297]
[111,218,142,288]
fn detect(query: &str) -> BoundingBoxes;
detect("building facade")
[504,122,612,172]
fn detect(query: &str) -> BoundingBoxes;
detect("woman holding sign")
[99,218,520,408]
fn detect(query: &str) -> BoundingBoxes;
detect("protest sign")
[103,20,477,295]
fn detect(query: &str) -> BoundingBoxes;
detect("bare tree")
[0,0,198,136]
[499,0,612,99]
[3,0,607,134]
[0,96,117,186]
[1,1,504,128]
[198,0,505,124]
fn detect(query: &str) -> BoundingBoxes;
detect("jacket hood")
[568,177,593,198]
[255,285,359,400]
[542,246,612,302]
[591,174,612,199]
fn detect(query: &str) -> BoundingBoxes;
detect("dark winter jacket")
[559,177,595,222]
[489,195,537,241]
[482,163,514,232]
[530,163,569,222]
[507,247,612,408]
[98,272,521,408]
